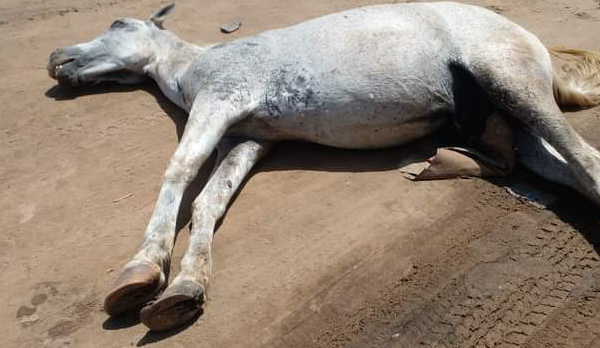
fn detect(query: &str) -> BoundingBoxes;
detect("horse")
[47,2,600,331]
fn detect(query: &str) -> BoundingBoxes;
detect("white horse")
[48,2,600,331]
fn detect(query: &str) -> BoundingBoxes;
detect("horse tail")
[550,47,600,110]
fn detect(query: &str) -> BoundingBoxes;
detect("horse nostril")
[49,49,65,63]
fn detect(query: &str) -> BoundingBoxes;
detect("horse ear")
[150,3,175,29]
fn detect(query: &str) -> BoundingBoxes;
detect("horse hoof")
[104,262,164,317]
[139,280,205,331]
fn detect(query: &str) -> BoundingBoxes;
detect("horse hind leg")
[515,128,583,194]
[469,51,600,205]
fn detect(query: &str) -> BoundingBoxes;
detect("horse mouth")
[50,58,75,79]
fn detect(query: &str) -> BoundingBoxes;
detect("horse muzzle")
[48,48,84,86]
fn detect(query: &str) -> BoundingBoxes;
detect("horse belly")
[230,106,449,149]
[300,116,448,149]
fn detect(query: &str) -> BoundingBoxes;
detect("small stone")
[221,20,241,34]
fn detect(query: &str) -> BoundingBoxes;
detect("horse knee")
[164,157,198,184]
[191,197,213,222]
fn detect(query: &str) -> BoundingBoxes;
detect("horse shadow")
[46,80,600,343]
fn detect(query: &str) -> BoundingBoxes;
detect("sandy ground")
[2,0,600,347]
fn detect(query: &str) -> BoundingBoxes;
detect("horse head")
[47,3,175,87]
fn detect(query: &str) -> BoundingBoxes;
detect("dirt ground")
[2,0,600,347]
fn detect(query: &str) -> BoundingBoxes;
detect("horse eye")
[110,20,128,29]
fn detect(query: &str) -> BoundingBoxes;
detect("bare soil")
[2,0,600,347]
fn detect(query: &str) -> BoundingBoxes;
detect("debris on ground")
[221,20,242,33]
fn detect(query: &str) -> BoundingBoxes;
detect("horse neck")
[144,30,205,110]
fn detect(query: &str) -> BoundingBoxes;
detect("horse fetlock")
[179,250,213,287]
[135,242,173,270]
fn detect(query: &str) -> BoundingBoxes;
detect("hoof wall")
[104,262,164,317]
[140,280,204,331]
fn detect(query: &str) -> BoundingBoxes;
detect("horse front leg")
[138,137,272,331]
[103,97,247,317]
